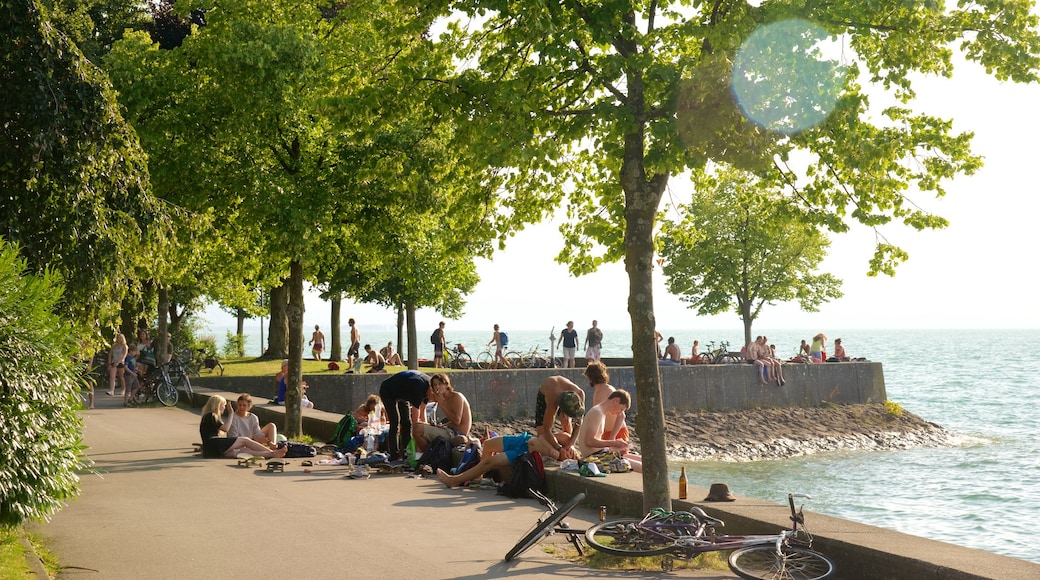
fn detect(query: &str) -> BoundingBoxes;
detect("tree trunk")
[235,308,246,357]
[396,304,404,364]
[406,301,417,370]
[618,33,671,510]
[156,286,170,364]
[266,281,289,359]
[284,260,305,438]
[329,295,342,361]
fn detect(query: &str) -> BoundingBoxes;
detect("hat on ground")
[558,391,585,418]
[327,361,340,371]
[704,482,736,502]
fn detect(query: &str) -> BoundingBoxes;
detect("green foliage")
[660,166,844,342]
[1,0,165,330]
[0,240,86,527]
[221,331,245,359]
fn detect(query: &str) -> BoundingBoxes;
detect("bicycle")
[504,490,587,561]
[507,490,835,580]
[130,361,179,407]
[703,340,742,364]
[442,343,473,370]
[167,354,195,405]
[514,345,561,369]
[585,493,834,579]
[474,346,515,369]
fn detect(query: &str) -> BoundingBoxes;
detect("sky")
[204,32,1040,334]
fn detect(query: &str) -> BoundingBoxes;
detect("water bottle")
[364,427,376,453]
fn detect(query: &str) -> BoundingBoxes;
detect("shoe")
[579,463,606,478]
[105,391,114,396]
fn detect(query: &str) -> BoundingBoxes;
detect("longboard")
[236,454,264,468]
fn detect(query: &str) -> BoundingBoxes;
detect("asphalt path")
[31,395,737,579]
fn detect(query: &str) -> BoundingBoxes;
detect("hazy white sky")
[205,44,1040,333]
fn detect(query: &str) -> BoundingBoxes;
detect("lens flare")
[731,19,844,135]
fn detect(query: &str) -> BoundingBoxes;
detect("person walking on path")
[584,320,603,362]
[106,333,128,396]
[556,321,579,368]
[488,324,510,368]
[309,325,325,361]
[347,318,361,369]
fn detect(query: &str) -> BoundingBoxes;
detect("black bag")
[498,451,545,498]
[283,442,317,458]
[418,436,453,472]
[430,331,438,345]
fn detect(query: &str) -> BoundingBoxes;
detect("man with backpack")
[434,432,561,489]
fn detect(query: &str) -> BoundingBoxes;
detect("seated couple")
[198,395,286,460]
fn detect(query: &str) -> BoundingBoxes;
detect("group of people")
[199,392,287,460]
[799,334,856,363]
[102,329,166,407]
[368,361,640,490]
[553,320,603,368]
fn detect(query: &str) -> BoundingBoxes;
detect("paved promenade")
[31,395,736,579]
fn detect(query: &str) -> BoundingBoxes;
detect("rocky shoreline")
[478,403,961,463]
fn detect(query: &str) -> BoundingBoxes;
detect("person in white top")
[575,390,642,473]
[223,393,278,448]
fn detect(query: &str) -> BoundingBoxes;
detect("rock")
[476,403,958,463]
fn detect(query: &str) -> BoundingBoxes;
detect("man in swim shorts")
[435,432,561,488]
[535,376,586,460]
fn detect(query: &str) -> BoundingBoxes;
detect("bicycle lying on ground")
[506,490,835,580]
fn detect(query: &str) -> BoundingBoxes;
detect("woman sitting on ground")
[380,342,403,366]
[351,394,388,431]
[199,396,287,460]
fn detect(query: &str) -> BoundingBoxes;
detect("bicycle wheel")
[475,352,493,369]
[585,518,677,557]
[156,378,179,407]
[178,374,194,406]
[505,492,585,562]
[452,352,472,370]
[505,351,523,368]
[728,545,835,580]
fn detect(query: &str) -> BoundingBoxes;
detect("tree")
[439,1,1040,510]
[1,0,165,332]
[0,240,86,526]
[660,166,843,348]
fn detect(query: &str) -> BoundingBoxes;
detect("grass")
[212,357,409,378]
[546,541,730,573]
[0,527,59,580]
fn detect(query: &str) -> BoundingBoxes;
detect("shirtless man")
[585,362,628,441]
[347,318,361,368]
[535,376,586,460]
[759,335,785,386]
[659,336,682,366]
[436,432,562,489]
[309,325,325,361]
[575,390,642,472]
[746,336,772,384]
[380,341,403,366]
[362,344,387,373]
[413,373,472,451]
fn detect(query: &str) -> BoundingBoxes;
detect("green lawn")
[213,357,409,377]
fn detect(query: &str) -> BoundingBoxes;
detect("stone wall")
[196,361,886,421]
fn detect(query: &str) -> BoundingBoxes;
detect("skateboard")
[237,454,264,468]
[266,459,287,473]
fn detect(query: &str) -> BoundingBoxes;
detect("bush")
[221,331,245,359]
[0,240,86,526]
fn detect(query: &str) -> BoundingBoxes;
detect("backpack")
[430,330,438,345]
[328,414,358,449]
[499,331,509,346]
[418,436,453,473]
[283,442,317,458]
[498,451,545,498]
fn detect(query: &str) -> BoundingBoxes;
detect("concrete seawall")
[198,361,887,423]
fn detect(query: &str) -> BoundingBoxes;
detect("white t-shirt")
[226,413,262,440]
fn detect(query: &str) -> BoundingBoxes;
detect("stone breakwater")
[479,403,960,463]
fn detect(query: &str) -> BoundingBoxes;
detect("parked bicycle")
[514,345,561,369]
[166,354,195,405]
[507,490,835,580]
[702,340,742,364]
[130,361,179,407]
[442,343,473,370]
[474,346,517,369]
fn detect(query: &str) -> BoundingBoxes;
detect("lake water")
[209,324,1039,563]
